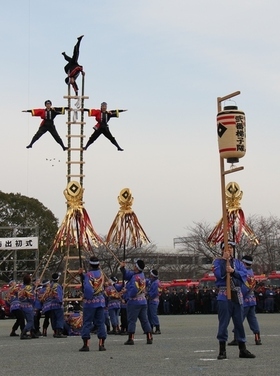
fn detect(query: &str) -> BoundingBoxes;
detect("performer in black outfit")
[83,102,126,151]
[62,35,84,95]
[23,100,68,150]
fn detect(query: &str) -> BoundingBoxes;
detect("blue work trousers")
[22,308,34,332]
[81,306,106,340]
[217,300,246,342]
[147,302,159,326]
[108,308,120,327]
[51,308,64,330]
[243,306,260,334]
[127,304,151,334]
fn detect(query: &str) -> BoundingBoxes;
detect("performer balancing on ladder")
[83,102,127,151]
[23,100,69,151]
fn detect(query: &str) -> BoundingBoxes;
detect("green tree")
[0,191,59,281]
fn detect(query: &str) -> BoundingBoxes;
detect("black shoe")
[153,330,161,335]
[217,352,227,360]
[26,144,32,149]
[124,339,134,345]
[83,147,87,151]
[228,339,238,346]
[107,330,117,335]
[10,331,19,337]
[20,334,31,340]
[63,146,68,151]
[147,338,153,344]
[117,147,124,151]
[79,345,89,352]
[77,35,84,41]
[239,349,256,358]
[54,333,67,338]
[99,345,106,351]
[255,339,262,345]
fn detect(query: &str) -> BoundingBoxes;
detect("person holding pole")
[119,259,153,346]
[213,240,256,360]
[78,256,107,352]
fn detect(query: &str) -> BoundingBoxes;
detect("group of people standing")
[5,241,260,360]
[5,273,66,339]
[5,258,161,353]
[78,257,161,352]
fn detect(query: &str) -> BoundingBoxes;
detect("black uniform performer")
[23,100,68,150]
[83,102,126,151]
[62,35,84,96]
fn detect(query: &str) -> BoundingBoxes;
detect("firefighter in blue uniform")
[120,259,153,345]
[105,276,122,334]
[213,241,256,359]
[50,273,67,338]
[5,280,25,336]
[146,269,161,334]
[228,255,262,346]
[78,256,107,352]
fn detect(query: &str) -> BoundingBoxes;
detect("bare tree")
[177,215,280,277]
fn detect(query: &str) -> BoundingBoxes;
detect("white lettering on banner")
[0,237,38,250]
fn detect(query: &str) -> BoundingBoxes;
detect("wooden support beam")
[223,166,244,176]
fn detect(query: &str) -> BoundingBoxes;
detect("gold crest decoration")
[106,188,150,250]
[52,181,102,252]
[207,182,259,245]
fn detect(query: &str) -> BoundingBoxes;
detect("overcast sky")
[1,1,280,249]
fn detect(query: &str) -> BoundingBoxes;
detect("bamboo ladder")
[62,76,89,304]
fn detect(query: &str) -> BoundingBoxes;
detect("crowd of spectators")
[158,285,280,315]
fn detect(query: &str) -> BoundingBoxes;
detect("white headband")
[89,260,99,265]
[242,258,253,265]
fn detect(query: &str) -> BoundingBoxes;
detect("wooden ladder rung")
[66,135,86,138]
[64,297,83,302]
[65,269,82,273]
[63,95,89,99]
[66,174,85,178]
[65,284,82,288]
[66,122,86,125]
[66,161,85,164]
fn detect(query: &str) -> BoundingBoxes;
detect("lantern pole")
[217,91,244,300]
